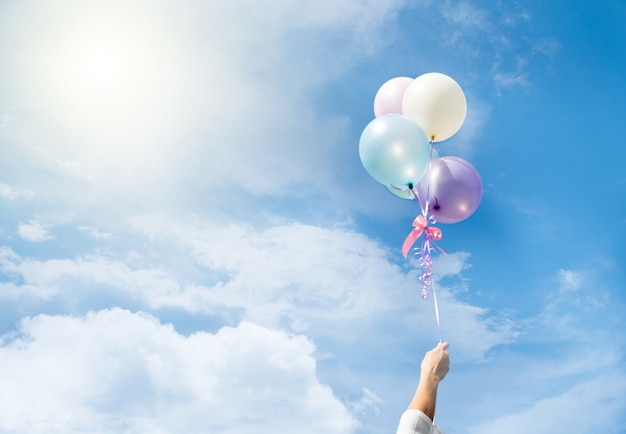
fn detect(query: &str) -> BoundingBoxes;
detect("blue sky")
[0,1,625,433]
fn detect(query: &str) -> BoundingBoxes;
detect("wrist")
[420,370,442,386]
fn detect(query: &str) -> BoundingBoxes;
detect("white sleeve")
[395,409,445,434]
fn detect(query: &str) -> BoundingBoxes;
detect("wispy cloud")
[557,268,582,292]
[78,225,113,240]
[17,219,54,242]
[470,374,626,434]
[0,113,12,128]
[450,262,626,433]
[438,1,558,91]
[442,1,488,34]
[348,388,384,415]
[0,183,33,200]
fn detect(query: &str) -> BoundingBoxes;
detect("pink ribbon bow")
[402,215,442,258]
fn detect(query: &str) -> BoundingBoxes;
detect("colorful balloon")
[373,77,414,117]
[402,72,467,143]
[416,156,482,224]
[385,148,439,200]
[359,114,431,188]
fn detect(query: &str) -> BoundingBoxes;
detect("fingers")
[434,342,449,353]
[439,342,450,364]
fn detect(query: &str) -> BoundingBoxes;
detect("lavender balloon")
[373,77,414,117]
[416,156,483,224]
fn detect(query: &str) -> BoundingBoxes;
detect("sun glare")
[23,4,187,150]
[55,27,141,109]
[81,44,124,84]
[11,0,196,189]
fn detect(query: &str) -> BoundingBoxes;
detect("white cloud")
[433,251,472,277]
[532,37,560,57]
[492,69,528,88]
[0,246,180,303]
[0,214,516,363]
[128,215,406,321]
[78,225,113,240]
[557,268,582,292]
[0,183,33,200]
[442,1,487,31]
[422,289,518,362]
[32,146,96,183]
[17,218,54,242]
[527,266,619,345]
[0,113,12,128]
[0,309,356,434]
[469,374,626,434]
[349,388,384,415]
[126,215,517,357]
[441,276,615,434]
[0,217,522,432]
[444,268,626,434]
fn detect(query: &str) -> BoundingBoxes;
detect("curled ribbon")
[402,215,442,258]
[402,213,445,342]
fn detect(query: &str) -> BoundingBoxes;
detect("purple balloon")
[416,156,483,224]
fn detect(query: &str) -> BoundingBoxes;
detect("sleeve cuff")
[396,409,445,434]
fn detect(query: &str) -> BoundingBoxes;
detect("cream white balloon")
[402,72,467,143]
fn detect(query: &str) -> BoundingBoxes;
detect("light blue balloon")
[359,114,431,188]
[385,148,440,200]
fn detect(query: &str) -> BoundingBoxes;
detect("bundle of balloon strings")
[400,184,445,342]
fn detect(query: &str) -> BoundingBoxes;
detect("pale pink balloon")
[373,77,414,117]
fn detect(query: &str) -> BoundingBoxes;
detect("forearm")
[404,342,449,425]
[407,374,439,422]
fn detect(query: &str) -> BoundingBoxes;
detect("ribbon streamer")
[402,215,442,258]
[402,212,445,341]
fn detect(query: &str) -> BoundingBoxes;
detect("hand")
[420,342,450,383]
[406,342,451,421]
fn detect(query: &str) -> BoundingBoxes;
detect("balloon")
[373,77,414,117]
[402,72,467,143]
[385,148,440,200]
[416,156,482,223]
[359,114,431,188]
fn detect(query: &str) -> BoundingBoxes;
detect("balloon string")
[409,144,442,342]
[410,141,436,216]
[409,185,426,216]
[431,277,442,344]
[408,184,424,212]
